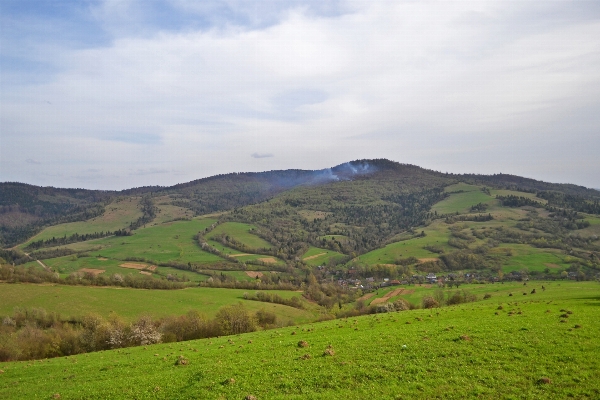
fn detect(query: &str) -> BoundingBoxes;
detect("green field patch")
[432,183,494,214]
[301,246,345,266]
[496,244,569,273]
[43,219,226,266]
[0,284,312,323]
[20,198,145,248]
[152,195,195,224]
[490,189,548,205]
[358,222,452,265]
[205,240,285,266]
[206,222,273,249]
[2,281,598,399]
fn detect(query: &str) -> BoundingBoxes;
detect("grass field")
[496,244,569,273]
[19,198,144,248]
[38,255,210,282]
[206,222,274,250]
[206,240,285,266]
[0,283,312,323]
[431,183,495,214]
[34,219,228,266]
[301,246,345,267]
[2,281,598,399]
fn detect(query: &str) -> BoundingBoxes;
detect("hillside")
[2,159,599,287]
[1,281,598,399]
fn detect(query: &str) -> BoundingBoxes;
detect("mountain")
[1,159,599,248]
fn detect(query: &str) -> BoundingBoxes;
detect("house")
[426,273,437,283]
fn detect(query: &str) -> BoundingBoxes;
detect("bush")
[255,309,277,328]
[422,296,439,309]
[215,303,256,335]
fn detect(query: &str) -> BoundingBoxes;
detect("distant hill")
[1,159,599,248]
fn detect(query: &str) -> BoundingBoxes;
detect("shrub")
[422,296,439,309]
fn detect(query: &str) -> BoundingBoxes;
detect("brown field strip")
[229,253,252,257]
[357,292,375,301]
[418,258,439,263]
[370,288,413,305]
[79,268,105,276]
[120,263,157,271]
[246,271,264,278]
[139,271,152,276]
[545,263,561,269]
[97,257,108,261]
[303,252,326,261]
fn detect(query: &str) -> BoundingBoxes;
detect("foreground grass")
[1,282,598,399]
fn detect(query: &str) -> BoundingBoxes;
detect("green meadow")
[2,281,598,399]
[0,283,312,322]
[20,198,144,248]
[301,246,345,267]
[496,244,570,273]
[431,183,495,214]
[38,255,209,282]
[36,219,226,266]
[206,222,274,249]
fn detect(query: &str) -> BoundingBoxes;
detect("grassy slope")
[38,256,209,282]
[0,283,311,322]
[2,281,598,399]
[38,218,226,265]
[19,198,144,248]
[206,222,274,249]
[301,246,345,267]
[431,183,494,214]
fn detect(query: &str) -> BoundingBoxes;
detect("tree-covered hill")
[2,159,599,248]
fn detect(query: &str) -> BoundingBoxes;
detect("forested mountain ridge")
[1,159,599,248]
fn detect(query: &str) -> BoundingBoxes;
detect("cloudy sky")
[1,0,599,190]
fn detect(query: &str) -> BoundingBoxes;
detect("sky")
[1,0,599,190]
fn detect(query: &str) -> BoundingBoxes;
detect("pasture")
[431,183,495,214]
[36,218,227,266]
[0,283,312,323]
[19,198,144,248]
[206,222,274,250]
[2,281,598,399]
[301,246,345,267]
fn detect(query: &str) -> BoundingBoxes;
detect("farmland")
[1,281,598,399]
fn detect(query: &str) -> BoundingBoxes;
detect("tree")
[215,303,256,335]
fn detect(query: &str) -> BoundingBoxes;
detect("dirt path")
[303,252,326,261]
[36,259,51,272]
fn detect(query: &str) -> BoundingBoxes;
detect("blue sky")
[1,0,599,190]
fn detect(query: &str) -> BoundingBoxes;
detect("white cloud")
[1,1,599,189]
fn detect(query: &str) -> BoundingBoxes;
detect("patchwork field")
[2,281,598,399]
